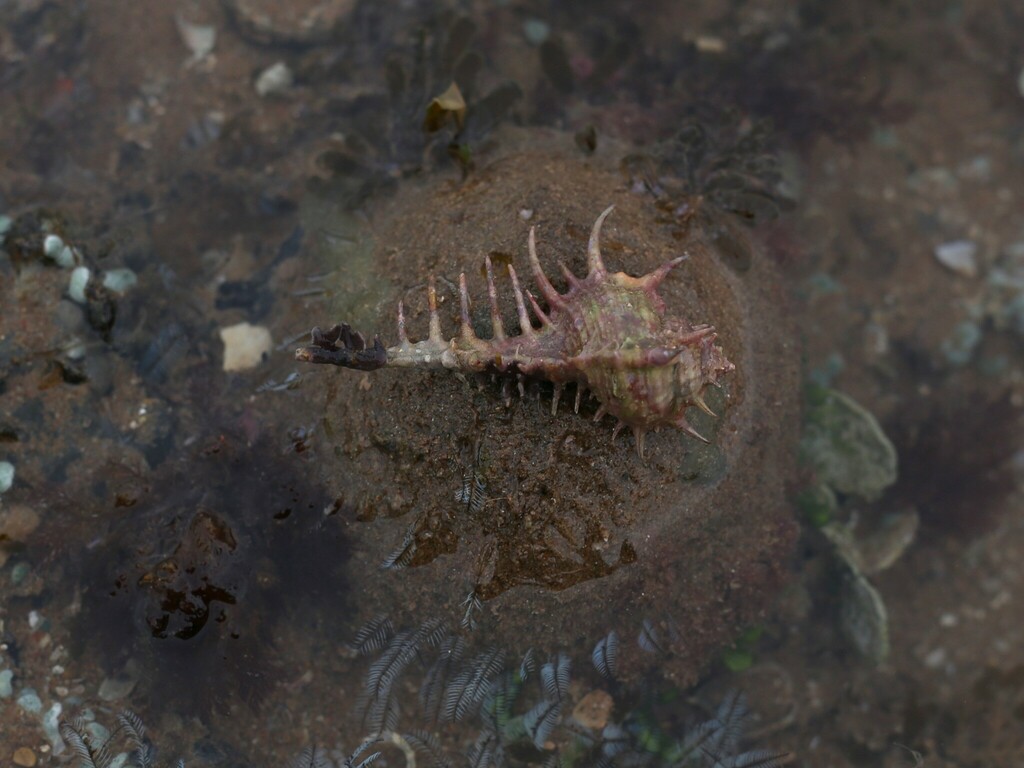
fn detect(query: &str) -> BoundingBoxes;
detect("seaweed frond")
[117,711,155,768]
[289,746,332,768]
[523,699,563,750]
[443,646,505,722]
[421,635,466,725]
[592,630,619,681]
[60,720,113,768]
[539,652,572,702]
[349,615,395,656]
[343,739,383,768]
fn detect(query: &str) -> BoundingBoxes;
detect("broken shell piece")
[219,322,273,371]
[68,266,91,304]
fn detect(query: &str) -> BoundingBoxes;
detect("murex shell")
[296,205,735,456]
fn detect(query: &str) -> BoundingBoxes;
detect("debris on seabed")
[0,460,14,494]
[934,239,979,278]
[940,319,982,367]
[255,61,293,97]
[67,266,91,304]
[43,234,78,268]
[175,14,217,63]
[522,18,550,46]
[572,689,613,730]
[102,267,137,294]
[0,503,40,547]
[694,35,727,53]
[841,567,890,663]
[219,322,273,371]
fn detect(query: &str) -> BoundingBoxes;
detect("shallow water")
[1,1,1023,767]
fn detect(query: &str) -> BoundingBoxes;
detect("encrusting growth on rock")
[296,206,735,457]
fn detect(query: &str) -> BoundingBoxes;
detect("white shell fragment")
[219,322,273,371]
[934,239,978,278]
[176,14,217,62]
[0,461,14,494]
[102,268,138,294]
[255,62,293,97]
[68,266,91,304]
[43,234,78,268]
[43,234,64,259]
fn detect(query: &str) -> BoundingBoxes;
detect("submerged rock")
[800,386,897,501]
[296,128,800,685]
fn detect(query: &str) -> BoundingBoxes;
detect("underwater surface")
[1,1,1023,766]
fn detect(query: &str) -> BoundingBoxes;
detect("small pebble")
[42,702,63,751]
[519,208,534,221]
[0,503,39,542]
[871,127,900,149]
[55,245,78,269]
[1005,293,1024,337]
[805,272,844,298]
[68,266,91,303]
[16,688,42,714]
[13,747,37,767]
[808,352,845,388]
[957,155,992,183]
[176,15,216,61]
[255,62,293,97]
[102,267,138,294]
[11,562,30,585]
[939,612,958,627]
[0,669,13,697]
[694,35,727,53]
[219,322,273,371]
[28,610,42,629]
[940,320,982,366]
[65,338,87,360]
[572,688,613,729]
[0,214,12,237]
[923,647,947,669]
[43,234,64,259]
[934,239,978,278]
[863,322,889,356]
[0,461,13,494]
[1006,240,1024,260]
[86,722,111,745]
[98,673,137,702]
[907,166,958,195]
[183,110,225,149]
[522,18,550,46]
[42,236,78,268]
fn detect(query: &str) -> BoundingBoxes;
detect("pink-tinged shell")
[296,206,735,457]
